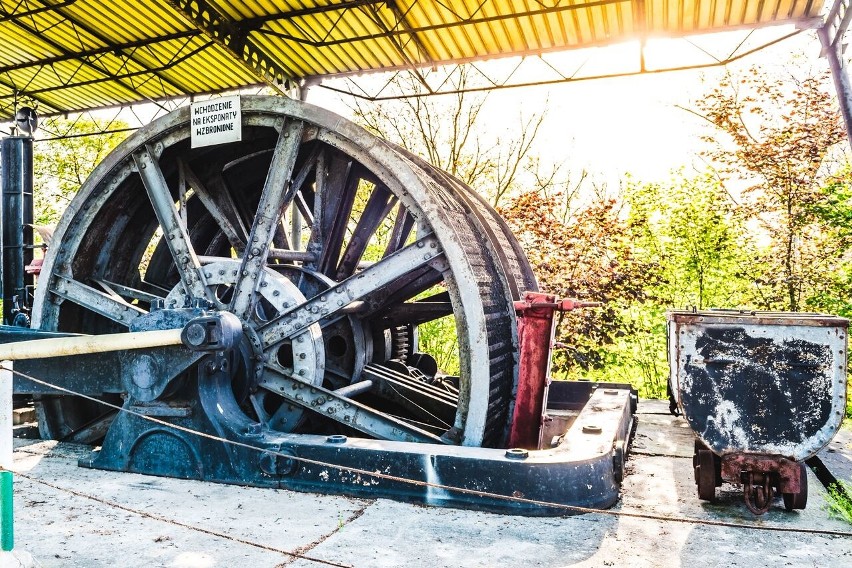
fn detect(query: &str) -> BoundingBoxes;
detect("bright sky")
[306,26,827,186]
[81,25,834,189]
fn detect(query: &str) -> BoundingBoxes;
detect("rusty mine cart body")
[668,310,848,514]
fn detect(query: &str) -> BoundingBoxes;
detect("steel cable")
[3,364,852,539]
[8,469,356,568]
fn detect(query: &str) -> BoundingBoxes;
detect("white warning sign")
[191,95,242,148]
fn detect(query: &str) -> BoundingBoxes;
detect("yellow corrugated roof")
[0,0,825,115]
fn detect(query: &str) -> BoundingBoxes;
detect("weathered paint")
[508,291,558,450]
[668,310,848,461]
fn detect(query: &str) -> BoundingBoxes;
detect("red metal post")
[508,294,601,449]
[508,291,558,449]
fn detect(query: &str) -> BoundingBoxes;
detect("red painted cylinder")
[507,291,558,449]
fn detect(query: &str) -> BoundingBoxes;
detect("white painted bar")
[0,329,183,361]
[0,361,12,469]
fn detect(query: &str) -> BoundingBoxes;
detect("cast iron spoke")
[230,119,305,320]
[133,145,211,301]
[335,185,398,280]
[258,365,446,444]
[285,145,320,255]
[360,265,446,319]
[52,276,145,325]
[383,204,415,257]
[310,152,360,275]
[180,159,248,251]
[93,279,163,305]
[374,296,454,327]
[259,234,444,348]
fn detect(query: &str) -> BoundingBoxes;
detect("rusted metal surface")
[508,291,557,450]
[668,310,848,462]
[720,453,803,495]
[508,294,602,450]
[670,309,845,513]
[721,454,806,514]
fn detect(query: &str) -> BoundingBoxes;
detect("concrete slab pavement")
[3,401,850,568]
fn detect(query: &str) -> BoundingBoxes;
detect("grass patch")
[825,480,852,525]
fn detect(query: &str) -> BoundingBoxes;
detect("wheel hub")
[164,260,325,431]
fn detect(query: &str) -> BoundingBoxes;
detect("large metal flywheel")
[31,96,536,448]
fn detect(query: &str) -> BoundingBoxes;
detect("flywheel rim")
[32,96,534,447]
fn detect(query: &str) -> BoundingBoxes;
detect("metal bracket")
[168,0,296,92]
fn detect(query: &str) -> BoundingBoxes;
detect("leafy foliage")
[825,480,852,525]
[34,119,129,225]
[693,67,846,311]
[499,190,663,389]
[627,173,754,310]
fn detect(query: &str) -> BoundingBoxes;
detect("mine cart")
[667,310,848,514]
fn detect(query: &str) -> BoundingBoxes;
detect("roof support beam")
[6,42,212,99]
[4,18,176,111]
[384,1,436,67]
[260,0,630,49]
[0,31,200,75]
[43,4,191,98]
[819,1,852,151]
[0,0,77,22]
[166,0,296,93]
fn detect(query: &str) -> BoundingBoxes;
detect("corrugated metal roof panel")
[0,0,826,115]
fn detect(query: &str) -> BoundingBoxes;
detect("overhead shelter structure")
[0,0,841,113]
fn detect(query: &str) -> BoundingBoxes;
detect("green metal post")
[0,470,11,551]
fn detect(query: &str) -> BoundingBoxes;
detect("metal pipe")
[333,379,374,398]
[0,470,10,551]
[508,291,559,450]
[197,250,318,264]
[819,24,852,152]
[0,362,10,467]
[1,137,34,326]
[0,329,184,361]
[268,248,316,263]
[0,361,12,551]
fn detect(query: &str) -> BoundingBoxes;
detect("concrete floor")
[2,400,851,568]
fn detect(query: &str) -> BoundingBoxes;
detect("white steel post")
[0,361,11,467]
[0,360,13,551]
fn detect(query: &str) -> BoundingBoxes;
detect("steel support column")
[0,137,34,326]
[820,0,852,150]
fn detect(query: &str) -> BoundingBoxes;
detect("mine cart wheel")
[696,449,717,501]
[783,462,808,511]
[30,96,536,448]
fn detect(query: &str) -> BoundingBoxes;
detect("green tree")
[627,172,753,310]
[34,118,129,225]
[499,189,663,394]
[692,66,846,311]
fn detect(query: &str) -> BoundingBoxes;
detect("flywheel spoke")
[313,156,360,276]
[374,294,454,327]
[179,159,248,252]
[383,205,415,257]
[230,119,304,320]
[133,145,211,301]
[258,365,446,444]
[335,184,397,280]
[52,276,146,326]
[258,234,444,348]
[93,279,163,305]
